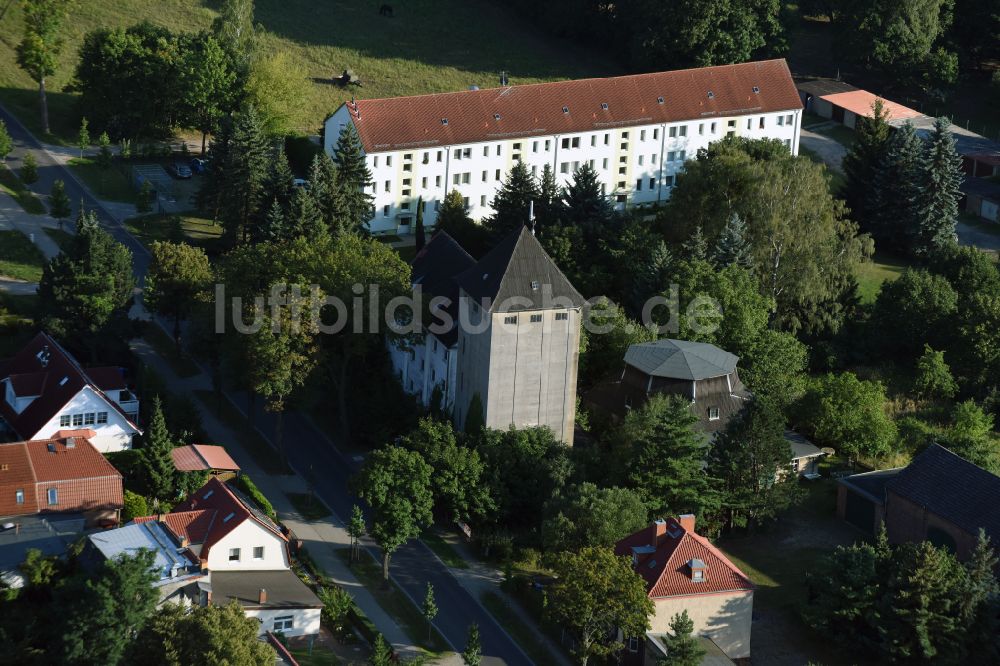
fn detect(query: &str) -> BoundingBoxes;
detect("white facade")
[30,385,138,453]
[389,333,458,413]
[205,519,289,572]
[246,607,322,638]
[650,591,754,660]
[325,106,802,235]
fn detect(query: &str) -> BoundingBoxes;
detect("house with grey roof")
[838,444,1000,565]
[390,226,585,443]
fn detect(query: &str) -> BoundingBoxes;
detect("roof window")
[223,512,236,523]
[58,376,69,386]
[752,86,760,94]
[601,102,608,110]
[494,113,501,121]
[707,91,715,99]
[203,490,214,499]
[657,96,664,104]
[440,118,448,125]
[562,106,569,114]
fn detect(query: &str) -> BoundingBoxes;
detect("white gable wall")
[206,519,288,571]
[245,607,321,638]
[33,386,137,453]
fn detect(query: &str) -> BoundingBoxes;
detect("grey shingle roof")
[784,430,825,461]
[211,570,323,609]
[624,340,738,380]
[886,444,1000,540]
[455,226,585,312]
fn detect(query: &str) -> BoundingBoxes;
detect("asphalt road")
[0,102,532,665]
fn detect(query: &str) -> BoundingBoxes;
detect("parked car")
[292,178,309,189]
[189,158,209,174]
[170,162,193,179]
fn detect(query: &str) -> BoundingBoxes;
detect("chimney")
[652,518,667,547]
[179,535,190,548]
[158,513,167,523]
[678,514,696,533]
[258,588,267,604]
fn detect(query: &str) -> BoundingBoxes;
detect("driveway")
[800,125,847,172]
[956,220,1000,252]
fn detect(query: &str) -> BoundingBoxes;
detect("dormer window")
[689,558,707,582]
[657,96,664,104]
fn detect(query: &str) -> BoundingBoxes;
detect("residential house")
[837,444,1000,562]
[132,477,322,637]
[0,433,123,527]
[325,59,802,234]
[87,518,205,605]
[0,332,141,452]
[615,516,754,662]
[391,227,586,444]
[171,444,241,480]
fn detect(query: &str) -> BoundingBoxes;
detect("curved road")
[0,103,533,665]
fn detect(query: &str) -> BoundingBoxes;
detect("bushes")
[122,490,149,522]
[229,475,276,521]
[317,586,354,637]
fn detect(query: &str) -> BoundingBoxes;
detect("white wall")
[650,591,753,660]
[325,106,802,234]
[389,332,457,412]
[207,520,289,571]
[34,386,137,453]
[245,607,321,638]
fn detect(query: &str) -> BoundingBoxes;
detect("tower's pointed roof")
[455,226,585,312]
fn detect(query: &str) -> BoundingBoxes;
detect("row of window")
[14,488,58,505]
[58,411,109,427]
[228,546,266,561]
[502,312,569,325]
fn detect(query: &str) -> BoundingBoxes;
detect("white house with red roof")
[615,515,754,662]
[324,59,802,234]
[0,333,141,453]
[132,477,321,637]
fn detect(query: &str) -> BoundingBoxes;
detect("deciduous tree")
[144,241,212,350]
[546,546,654,666]
[462,623,482,666]
[913,344,957,400]
[541,482,648,553]
[421,582,438,642]
[0,119,12,162]
[16,0,70,134]
[48,178,71,226]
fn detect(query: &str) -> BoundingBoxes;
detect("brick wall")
[885,491,979,560]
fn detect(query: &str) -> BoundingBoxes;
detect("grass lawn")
[855,251,910,304]
[811,122,856,149]
[124,212,223,252]
[192,389,291,475]
[67,158,136,203]
[42,227,74,252]
[0,293,37,317]
[481,591,563,666]
[394,244,417,264]
[333,549,450,655]
[420,530,469,569]
[288,649,340,666]
[0,0,617,143]
[142,322,201,379]
[286,492,332,521]
[0,165,46,215]
[0,230,45,281]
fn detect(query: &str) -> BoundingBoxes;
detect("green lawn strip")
[480,591,563,666]
[191,389,291,475]
[420,530,469,569]
[288,648,340,666]
[286,492,332,521]
[0,165,45,214]
[333,549,450,655]
[141,322,201,379]
[42,227,74,251]
[855,251,910,304]
[67,157,136,203]
[0,293,37,317]
[0,230,45,281]
[124,213,223,252]
[394,245,417,264]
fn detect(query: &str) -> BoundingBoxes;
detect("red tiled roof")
[0,443,37,515]
[0,333,141,440]
[135,509,217,547]
[615,518,753,599]
[24,437,122,482]
[168,477,285,562]
[83,366,127,391]
[171,444,241,472]
[819,90,922,122]
[345,59,802,153]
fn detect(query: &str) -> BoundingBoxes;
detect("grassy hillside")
[0,0,618,142]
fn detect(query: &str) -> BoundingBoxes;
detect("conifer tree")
[534,163,562,230]
[659,610,706,666]
[331,124,374,235]
[0,119,12,163]
[369,634,392,666]
[48,179,71,228]
[261,197,286,242]
[415,196,425,251]
[20,152,38,184]
[262,151,295,213]
[919,117,962,255]
[288,185,326,241]
[142,396,177,501]
[712,213,752,269]
[206,105,270,244]
[682,225,708,261]
[843,98,892,226]
[487,161,539,238]
[563,162,611,230]
[462,623,482,666]
[871,122,925,253]
[306,151,338,227]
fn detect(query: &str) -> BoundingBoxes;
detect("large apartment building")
[324,59,803,235]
